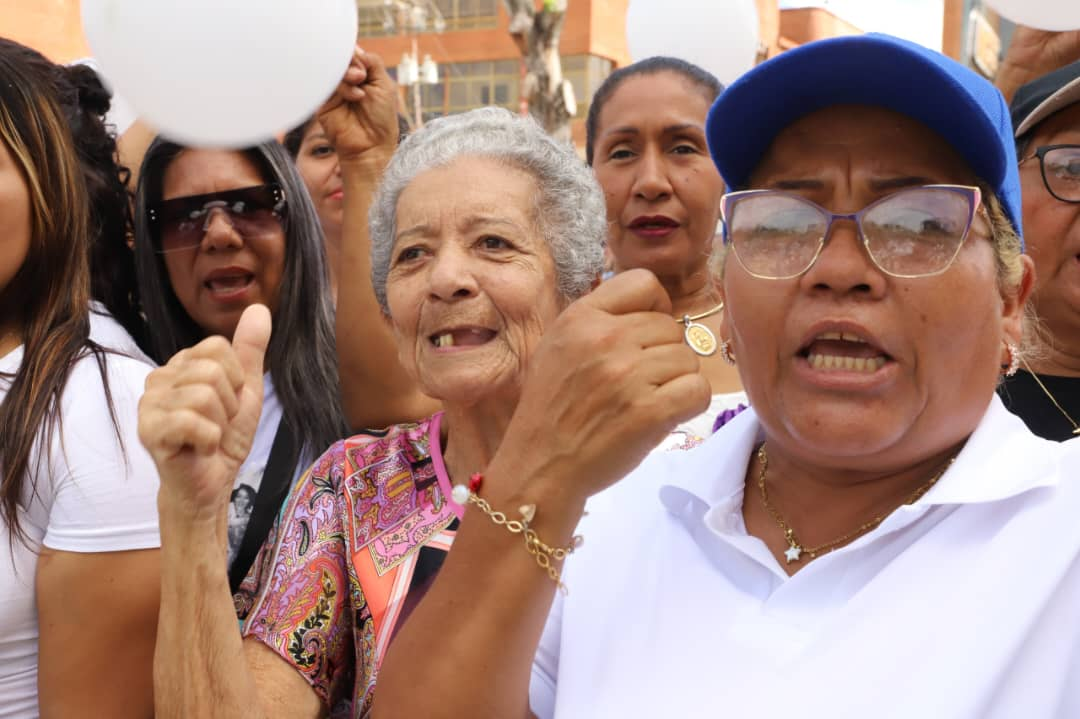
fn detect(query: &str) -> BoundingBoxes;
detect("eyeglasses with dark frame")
[148,183,287,254]
[719,185,983,280]
[1019,144,1080,204]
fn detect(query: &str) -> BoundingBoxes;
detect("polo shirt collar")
[913,394,1062,505]
[659,394,1062,519]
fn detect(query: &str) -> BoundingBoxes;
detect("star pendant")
[784,544,802,563]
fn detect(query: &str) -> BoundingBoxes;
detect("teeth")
[434,333,454,348]
[816,331,867,343]
[808,354,886,372]
[208,276,250,290]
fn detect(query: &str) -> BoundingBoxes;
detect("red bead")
[468,472,484,493]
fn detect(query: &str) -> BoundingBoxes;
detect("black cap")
[1011,59,1080,138]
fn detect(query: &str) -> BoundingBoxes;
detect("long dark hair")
[1,44,150,355]
[585,56,724,166]
[0,38,115,543]
[133,138,348,460]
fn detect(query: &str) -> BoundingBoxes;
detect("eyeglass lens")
[726,186,975,279]
[1040,146,1080,203]
[156,186,283,253]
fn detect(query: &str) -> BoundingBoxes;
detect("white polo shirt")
[530,396,1080,719]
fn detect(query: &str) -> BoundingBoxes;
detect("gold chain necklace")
[1018,358,1080,436]
[677,301,724,357]
[756,443,957,564]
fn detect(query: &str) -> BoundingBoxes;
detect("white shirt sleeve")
[40,352,160,552]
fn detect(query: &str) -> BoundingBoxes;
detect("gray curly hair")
[370,107,605,312]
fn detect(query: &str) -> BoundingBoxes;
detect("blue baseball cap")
[706,33,1023,243]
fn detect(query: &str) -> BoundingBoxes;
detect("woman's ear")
[1002,255,1035,347]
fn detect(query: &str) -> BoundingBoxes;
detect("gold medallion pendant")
[684,320,718,357]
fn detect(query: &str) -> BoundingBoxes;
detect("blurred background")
[0,0,1017,152]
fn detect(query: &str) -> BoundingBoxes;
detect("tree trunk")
[502,0,573,142]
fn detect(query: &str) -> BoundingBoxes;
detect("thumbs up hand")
[139,304,272,521]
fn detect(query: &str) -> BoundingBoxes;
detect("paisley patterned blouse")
[236,412,460,718]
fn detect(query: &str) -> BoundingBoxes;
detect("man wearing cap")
[1001,60,1080,440]
[372,34,1080,719]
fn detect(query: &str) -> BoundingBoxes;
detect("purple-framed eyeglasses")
[719,184,983,280]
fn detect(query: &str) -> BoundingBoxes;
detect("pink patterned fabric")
[237,413,456,718]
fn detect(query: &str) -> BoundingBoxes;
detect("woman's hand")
[997,26,1080,103]
[318,46,400,165]
[492,269,713,505]
[138,304,272,521]
[374,271,711,719]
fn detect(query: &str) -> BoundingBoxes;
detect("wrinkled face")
[0,136,31,318]
[294,120,343,237]
[385,156,563,407]
[159,149,286,339]
[720,105,1029,469]
[1019,101,1080,341]
[592,71,724,279]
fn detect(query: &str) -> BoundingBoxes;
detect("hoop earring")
[1003,342,1020,377]
[719,339,736,366]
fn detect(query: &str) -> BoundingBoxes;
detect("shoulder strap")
[228,418,300,593]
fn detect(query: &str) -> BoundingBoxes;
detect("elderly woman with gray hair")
[139,107,698,718]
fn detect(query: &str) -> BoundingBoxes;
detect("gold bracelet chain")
[455,480,583,594]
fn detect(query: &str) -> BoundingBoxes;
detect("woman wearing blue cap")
[371,34,1080,718]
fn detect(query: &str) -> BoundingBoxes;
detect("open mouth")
[429,327,497,349]
[204,272,254,295]
[798,331,892,374]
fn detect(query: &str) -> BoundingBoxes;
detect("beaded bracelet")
[452,472,583,593]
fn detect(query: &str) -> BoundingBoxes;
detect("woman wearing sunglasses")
[371,35,1080,718]
[133,139,349,584]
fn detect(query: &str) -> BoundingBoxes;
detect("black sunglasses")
[148,183,287,253]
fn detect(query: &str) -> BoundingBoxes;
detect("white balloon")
[81,0,358,147]
[626,0,759,86]
[984,0,1080,31]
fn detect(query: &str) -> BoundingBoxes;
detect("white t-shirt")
[88,301,153,365]
[226,375,308,569]
[0,345,159,719]
[531,396,1080,718]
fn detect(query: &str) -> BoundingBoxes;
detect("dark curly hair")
[58,64,150,354]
